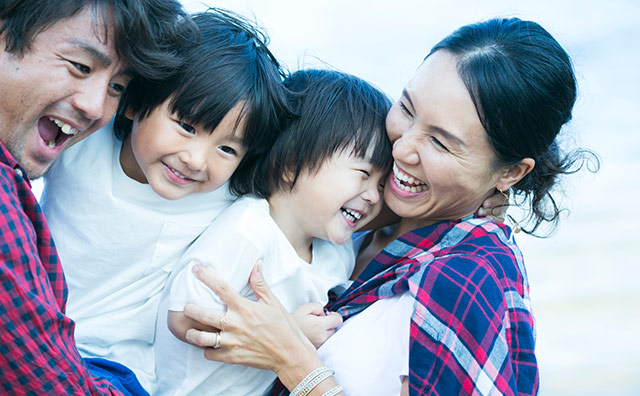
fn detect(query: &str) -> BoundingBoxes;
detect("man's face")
[0,6,130,179]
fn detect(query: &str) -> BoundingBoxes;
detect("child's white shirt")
[155,195,354,396]
[39,121,236,391]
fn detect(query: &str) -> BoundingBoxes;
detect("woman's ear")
[496,158,535,191]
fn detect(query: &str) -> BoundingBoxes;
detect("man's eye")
[219,146,237,155]
[72,62,91,74]
[178,122,195,134]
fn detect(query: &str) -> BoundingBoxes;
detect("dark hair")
[0,0,193,80]
[429,17,599,236]
[243,69,392,198]
[113,8,290,195]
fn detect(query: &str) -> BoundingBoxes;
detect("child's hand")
[291,303,343,348]
[477,189,509,223]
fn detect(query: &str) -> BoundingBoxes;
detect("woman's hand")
[181,261,325,386]
[477,189,509,223]
[292,303,343,348]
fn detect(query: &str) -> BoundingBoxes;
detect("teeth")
[170,167,188,179]
[49,117,79,135]
[47,140,56,148]
[341,208,363,222]
[392,162,428,193]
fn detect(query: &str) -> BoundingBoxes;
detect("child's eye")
[399,102,412,117]
[219,146,237,155]
[178,122,196,134]
[358,169,371,178]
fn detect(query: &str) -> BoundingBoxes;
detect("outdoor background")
[32,1,637,395]
[179,1,639,394]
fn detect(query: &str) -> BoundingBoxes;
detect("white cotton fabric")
[40,121,236,391]
[155,196,355,396]
[318,293,413,396]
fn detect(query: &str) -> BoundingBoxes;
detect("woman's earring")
[500,189,521,234]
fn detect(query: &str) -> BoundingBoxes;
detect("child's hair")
[242,69,393,198]
[113,7,289,195]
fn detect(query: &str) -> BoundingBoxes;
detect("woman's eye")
[219,146,237,155]
[431,136,449,152]
[178,122,195,134]
[72,62,91,74]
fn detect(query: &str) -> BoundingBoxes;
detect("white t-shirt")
[40,122,236,390]
[318,293,413,396]
[155,196,354,396]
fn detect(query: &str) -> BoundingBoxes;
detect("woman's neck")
[267,194,313,263]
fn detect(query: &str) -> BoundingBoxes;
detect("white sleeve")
[167,226,264,313]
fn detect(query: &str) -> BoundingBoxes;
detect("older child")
[154,69,393,396]
[39,9,288,392]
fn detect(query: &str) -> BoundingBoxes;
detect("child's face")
[124,99,247,200]
[285,149,386,246]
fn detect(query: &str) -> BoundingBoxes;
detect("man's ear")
[496,158,535,192]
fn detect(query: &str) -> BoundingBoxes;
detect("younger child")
[39,9,288,391]
[154,69,394,396]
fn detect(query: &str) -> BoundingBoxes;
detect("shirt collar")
[0,141,32,187]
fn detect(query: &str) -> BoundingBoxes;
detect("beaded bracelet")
[322,385,343,396]
[291,366,335,396]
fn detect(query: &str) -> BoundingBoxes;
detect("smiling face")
[270,147,386,253]
[384,50,508,229]
[0,6,131,179]
[120,98,247,200]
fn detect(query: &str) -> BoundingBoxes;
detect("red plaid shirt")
[0,142,123,395]
[328,219,539,396]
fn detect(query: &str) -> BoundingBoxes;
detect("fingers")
[185,328,221,348]
[183,303,224,329]
[293,302,326,317]
[325,312,343,330]
[192,264,243,310]
[248,260,278,305]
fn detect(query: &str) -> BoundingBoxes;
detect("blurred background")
[34,0,637,394]
[178,1,639,394]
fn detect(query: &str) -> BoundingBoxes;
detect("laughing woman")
[182,17,597,396]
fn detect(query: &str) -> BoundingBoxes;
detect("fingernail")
[192,264,201,274]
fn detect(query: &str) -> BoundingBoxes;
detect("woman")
[181,17,595,396]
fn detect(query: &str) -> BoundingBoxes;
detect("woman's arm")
[183,263,345,395]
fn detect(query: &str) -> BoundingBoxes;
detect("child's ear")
[124,106,135,121]
[495,158,535,192]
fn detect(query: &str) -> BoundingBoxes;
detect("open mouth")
[38,117,79,149]
[341,208,363,225]
[392,162,428,193]
[163,162,197,184]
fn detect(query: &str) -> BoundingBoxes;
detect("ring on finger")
[219,314,230,331]
[213,331,222,349]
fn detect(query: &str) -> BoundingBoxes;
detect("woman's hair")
[428,17,599,236]
[0,0,193,80]
[242,69,393,198]
[113,8,290,195]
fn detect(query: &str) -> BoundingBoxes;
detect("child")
[39,9,288,392]
[154,69,394,396]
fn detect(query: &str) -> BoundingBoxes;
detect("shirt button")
[14,167,23,178]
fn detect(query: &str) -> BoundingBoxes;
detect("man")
[0,0,191,393]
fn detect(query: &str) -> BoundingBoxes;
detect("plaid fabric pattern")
[327,218,538,396]
[0,142,122,395]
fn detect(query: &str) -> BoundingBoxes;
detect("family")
[0,1,594,395]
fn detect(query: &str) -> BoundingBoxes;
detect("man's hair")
[0,0,193,80]
[243,69,393,198]
[114,8,290,196]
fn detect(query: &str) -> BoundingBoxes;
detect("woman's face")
[384,50,505,224]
